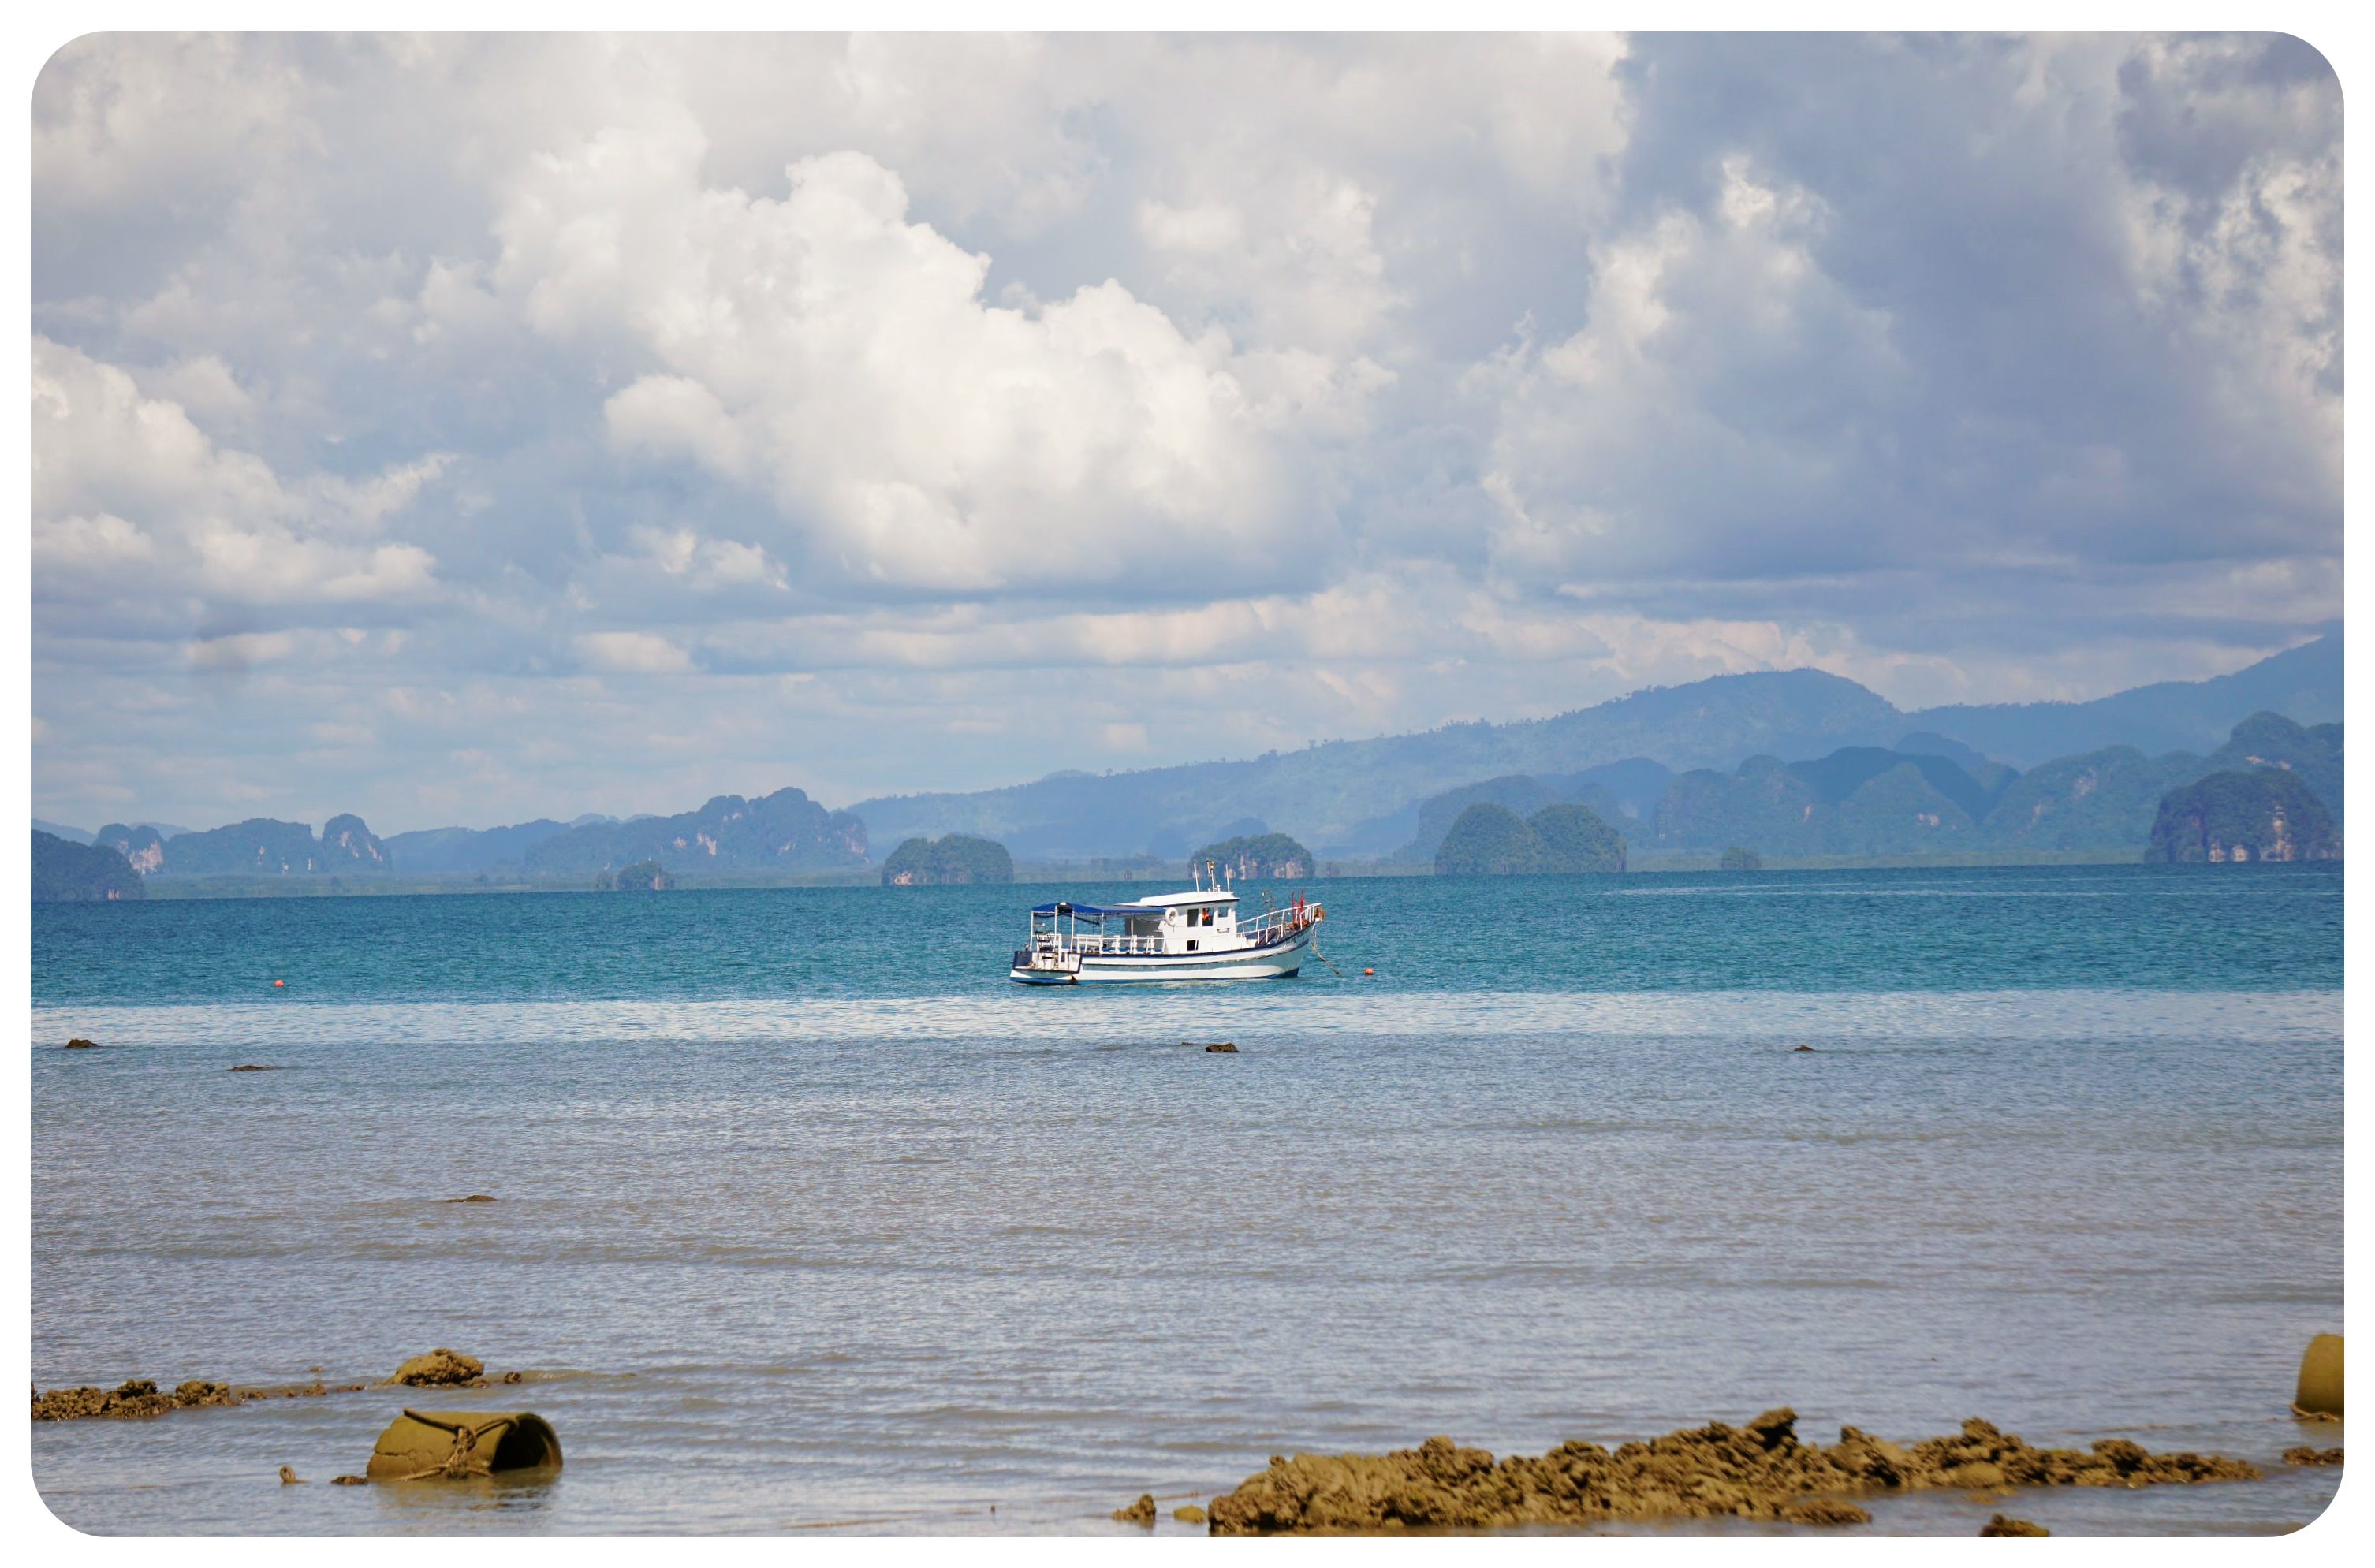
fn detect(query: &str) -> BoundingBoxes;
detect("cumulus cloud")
[32,336,450,624]
[498,117,1346,597]
[25,32,2342,832]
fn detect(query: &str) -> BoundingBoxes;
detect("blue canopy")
[1030,902,1164,918]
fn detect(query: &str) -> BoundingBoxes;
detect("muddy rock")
[390,1349,484,1387]
[229,1064,277,1072]
[1980,1514,2050,1536]
[280,1466,303,1484]
[1206,1042,1239,1053]
[1203,1410,2260,1535]
[32,1380,179,1421]
[332,1474,368,1485]
[2281,1447,2343,1466]
[1113,1493,1157,1526]
[64,1038,99,1049]
[173,1380,238,1407]
[444,1194,497,1204]
[1173,1503,1208,1523]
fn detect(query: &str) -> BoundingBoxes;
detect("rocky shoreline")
[1191,1409,2262,1535]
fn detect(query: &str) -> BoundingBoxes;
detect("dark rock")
[444,1194,497,1203]
[64,1038,97,1049]
[1792,1045,1815,1052]
[332,1474,369,1485]
[229,1063,277,1071]
[1113,1493,1158,1527]
[2281,1447,2343,1466]
[1979,1514,2050,1536]
[1206,1042,1239,1053]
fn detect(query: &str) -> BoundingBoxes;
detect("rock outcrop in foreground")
[1205,1410,2258,1534]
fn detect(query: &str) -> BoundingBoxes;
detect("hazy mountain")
[1651,753,1987,856]
[1908,632,2340,766]
[156,818,331,875]
[32,832,144,902]
[2203,712,2343,825]
[32,818,91,844]
[93,823,167,874]
[523,787,866,873]
[382,819,571,873]
[850,637,2336,860]
[2148,769,2340,863]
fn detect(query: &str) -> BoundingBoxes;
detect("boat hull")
[1010,926,1311,984]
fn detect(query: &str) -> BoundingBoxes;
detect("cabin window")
[1201,908,1214,926]
[1188,939,1199,952]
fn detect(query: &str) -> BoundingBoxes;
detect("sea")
[28,862,2346,1535]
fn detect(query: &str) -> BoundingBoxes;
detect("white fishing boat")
[1009,865,1324,984]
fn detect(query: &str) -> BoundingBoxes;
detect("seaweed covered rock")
[390,1349,484,1387]
[1203,1410,2259,1534]
[1111,1492,1157,1526]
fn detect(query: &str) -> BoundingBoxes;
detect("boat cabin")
[1026,888,1241,956]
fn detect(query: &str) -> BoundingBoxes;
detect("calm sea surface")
[30,864,2345,1534]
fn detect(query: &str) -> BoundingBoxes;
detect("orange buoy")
[273,979,285,988]
[1363,967,1375,977]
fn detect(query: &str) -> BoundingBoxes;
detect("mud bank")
[1203,1409,2260,1534]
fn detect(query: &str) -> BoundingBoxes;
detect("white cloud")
[24,33,2343,832]
[576,630,696,675]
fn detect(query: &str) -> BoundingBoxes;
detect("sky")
[28,32,2343,835]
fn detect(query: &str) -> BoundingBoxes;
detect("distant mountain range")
[852,633,2340,859]
[34,631,2340,878]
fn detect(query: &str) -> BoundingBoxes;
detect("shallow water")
[30,864,2345,1533]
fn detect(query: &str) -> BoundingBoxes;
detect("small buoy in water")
[274,979,285,988]
[1363,968,1374,977]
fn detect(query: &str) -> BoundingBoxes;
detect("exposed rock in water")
[1202,1410,2259,1535]
[32,1374,358,1421]
[2281,1447,2343,1466]
[1206,1042,1239,1053]
[443,1194,497,1204]
[1792,1045,1815,1053]
[1781,1499,1870,1525]
[1112,1493,1157,1527]
[1980,1514,2050,1536]
[64,1038,97,1049]
[390,1349,484,1387]
[229,1064,277,1071]
[280,1466,303,1484]
[332,1474,368,1485]
[1173,1503,1208,1523]
[32,1380,178,1421]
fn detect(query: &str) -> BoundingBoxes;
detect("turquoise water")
[30,865,2346,1533]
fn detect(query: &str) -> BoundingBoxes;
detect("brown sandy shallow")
[1199,1408,2260,1534]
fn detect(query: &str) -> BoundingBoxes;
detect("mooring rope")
[390,1409,520,1480]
